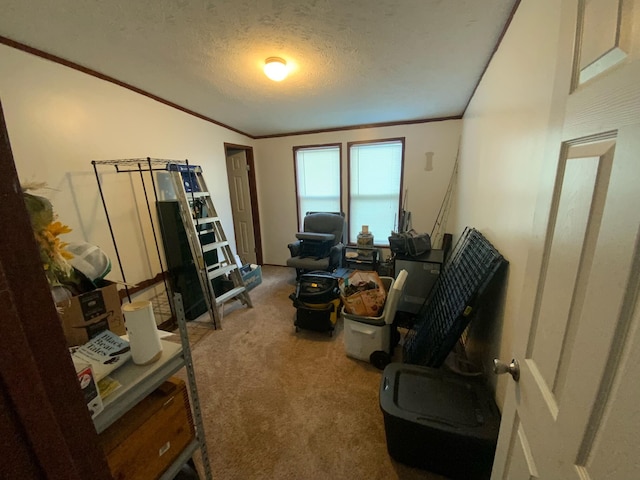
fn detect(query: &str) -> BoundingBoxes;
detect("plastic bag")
[339,270,387,316]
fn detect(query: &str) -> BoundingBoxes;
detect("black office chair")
[286,212,345,279]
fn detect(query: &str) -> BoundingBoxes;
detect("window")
[348,138,404,245]
[293,144,342,228]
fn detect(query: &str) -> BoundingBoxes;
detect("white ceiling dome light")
[263,57,288,81]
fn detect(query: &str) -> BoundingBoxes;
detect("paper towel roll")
[122,301,163,365]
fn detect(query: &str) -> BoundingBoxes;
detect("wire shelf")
[91,158,195,173]
[403,227,508,368]
[92,157,184,166]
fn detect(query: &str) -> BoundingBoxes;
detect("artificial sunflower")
[22,184,74,287]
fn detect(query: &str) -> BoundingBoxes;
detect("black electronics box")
[379,363,500,479]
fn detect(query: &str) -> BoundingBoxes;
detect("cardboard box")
[57,281,126,347]
[98,377,195,480]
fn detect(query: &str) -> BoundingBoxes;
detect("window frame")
[292,143,343,231]
[347,137,405,246]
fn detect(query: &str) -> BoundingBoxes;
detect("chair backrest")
[303,212,345,246]
[383,269,408,325]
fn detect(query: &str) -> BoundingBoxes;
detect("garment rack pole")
[92,160,131,302]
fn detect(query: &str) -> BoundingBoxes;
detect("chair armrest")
[295,232,335,242]
[288,240,302,257]
[329,243,345,267]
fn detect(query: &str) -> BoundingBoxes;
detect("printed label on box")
[80,290,107,320]
[85,317,110,340]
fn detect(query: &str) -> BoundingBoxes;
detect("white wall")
[1,42,462,293]
[449,0,568,408]
[1,43,462,305]
[254,121,462,266]
[0,44,254,286]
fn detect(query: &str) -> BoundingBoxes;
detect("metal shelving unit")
[93,339,184,434]
[344,245,379,271]
[91,294,212,479]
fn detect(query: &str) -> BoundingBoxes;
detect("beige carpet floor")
[172,265,448,480]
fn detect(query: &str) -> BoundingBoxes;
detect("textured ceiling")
[0,0,517,137]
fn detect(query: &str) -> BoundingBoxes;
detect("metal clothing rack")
[91,158,213,478]
[92,157,251,330]
[91,157,180,307]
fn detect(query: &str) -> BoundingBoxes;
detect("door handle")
[493,358,520,381]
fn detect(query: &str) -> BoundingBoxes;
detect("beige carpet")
[173,265,448,480]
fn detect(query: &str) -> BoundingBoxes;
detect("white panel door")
[226,151,257,265]
[493,0,640,478]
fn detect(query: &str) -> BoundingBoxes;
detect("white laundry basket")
[342,270,408,364]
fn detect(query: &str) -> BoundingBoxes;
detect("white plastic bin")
[342,276,393,362]
[343,317,391,361]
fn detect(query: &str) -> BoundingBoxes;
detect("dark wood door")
[0,101,111,479]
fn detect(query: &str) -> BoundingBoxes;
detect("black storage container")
[289,273,340,335]
[379,363,500,480]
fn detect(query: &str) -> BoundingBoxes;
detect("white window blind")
[294,145,341,227]
[349,140,403,245]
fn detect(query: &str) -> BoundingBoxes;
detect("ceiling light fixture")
[264,57,288,81]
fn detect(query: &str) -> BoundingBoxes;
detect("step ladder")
[167,162,252,328]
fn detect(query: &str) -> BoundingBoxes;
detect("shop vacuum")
[289,272,341,336]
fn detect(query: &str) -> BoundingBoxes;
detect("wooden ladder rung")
[207,263,237,280]
[193,216,219,225]
[201,240,228,253]
[214,286,247,305]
